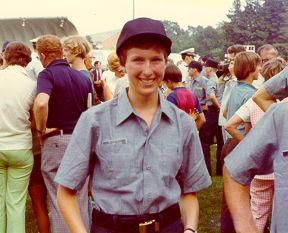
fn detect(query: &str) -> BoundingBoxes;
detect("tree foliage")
[162,21,226,60]
[162,0,288,60]
[223,0,288,55]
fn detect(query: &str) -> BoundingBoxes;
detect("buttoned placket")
[135,109,162,212]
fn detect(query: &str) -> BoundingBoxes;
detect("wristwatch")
[184,228,197,233]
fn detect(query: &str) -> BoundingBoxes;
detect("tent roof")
[0,17,78,49]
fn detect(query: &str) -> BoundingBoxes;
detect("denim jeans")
[90,218,184,233]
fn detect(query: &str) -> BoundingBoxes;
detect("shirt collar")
[47,59,70,68]
[116,89,135,126]
[237,80,255,86]
[193,74,203,82]
[116,88,174,126]
[158,89,175,124]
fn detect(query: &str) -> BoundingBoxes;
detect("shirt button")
[146,166,151,170]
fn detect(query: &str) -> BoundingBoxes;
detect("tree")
[222,0,288,57]
[261,0,288,44]
[162,20,192,53]
[187,25,226,60]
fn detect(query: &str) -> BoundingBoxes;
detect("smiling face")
[125,47,167,99]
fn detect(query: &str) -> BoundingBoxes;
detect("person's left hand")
[189,108,199,121]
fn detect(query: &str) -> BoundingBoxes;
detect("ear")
[40,52,46,60]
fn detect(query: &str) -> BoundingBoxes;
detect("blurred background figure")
[203,58,225,176]
[93,60,102,81]
[0,41,34,233]
[163,63,206,130]
[0,39,15,69]
[178,48,196,84]
[62,35,92,79]
[101,52,127,96]
[26,37,44,81]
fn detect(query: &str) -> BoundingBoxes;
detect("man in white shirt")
[178,48,195,84]
[26,38,44,81]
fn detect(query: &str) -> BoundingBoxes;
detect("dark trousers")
[90,218,184,233]
[201,106,223,175]
[220,138,239,233]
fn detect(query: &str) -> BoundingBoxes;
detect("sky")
[1,0,239,35]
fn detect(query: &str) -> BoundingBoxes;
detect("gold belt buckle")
[139,219,160,233]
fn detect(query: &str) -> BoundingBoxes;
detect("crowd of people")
[0,16,288,233]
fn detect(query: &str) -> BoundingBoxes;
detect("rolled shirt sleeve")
[206,77,216,96]
[55,111,97,190]
[224,104,278,185]
[264,67,288,100]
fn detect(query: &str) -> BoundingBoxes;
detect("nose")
[143,61,153,76]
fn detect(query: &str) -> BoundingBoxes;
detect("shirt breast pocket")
[97,139,135,186]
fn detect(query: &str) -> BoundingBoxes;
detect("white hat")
[179,48,195,56]
[29,37,39,43]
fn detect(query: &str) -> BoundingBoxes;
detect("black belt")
[92,203,181,233]
[41,129,73,140]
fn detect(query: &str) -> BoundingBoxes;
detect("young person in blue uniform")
[55,17,211,233]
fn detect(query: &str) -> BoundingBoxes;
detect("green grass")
[198,144,222,233]
[26,144,222,233]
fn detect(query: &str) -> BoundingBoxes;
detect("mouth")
[139,78,157,86]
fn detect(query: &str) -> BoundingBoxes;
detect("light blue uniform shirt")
[55,89,211,215]
[264,66,288,100]
[206,75,225,107]
[225,101,288,233]
[226,81,257,137]
[188,75,208,105]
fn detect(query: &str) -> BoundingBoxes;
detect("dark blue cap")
[116,17,172,56]
[2,39,15,52]
[205,58,219,69]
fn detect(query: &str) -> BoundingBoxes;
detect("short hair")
[257,44,278,55]
[107,52,121,72]
[188,61,202,72]
[227,44,245,55]
[36,35,62,60]
[233,51,261,80]
[4,42,31,67]
[62,35,91,59]
[94,60,101,66]
[261,57,287,81]
[163,64,182,83]
[118,35,168,66]
[200,55,209,63]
